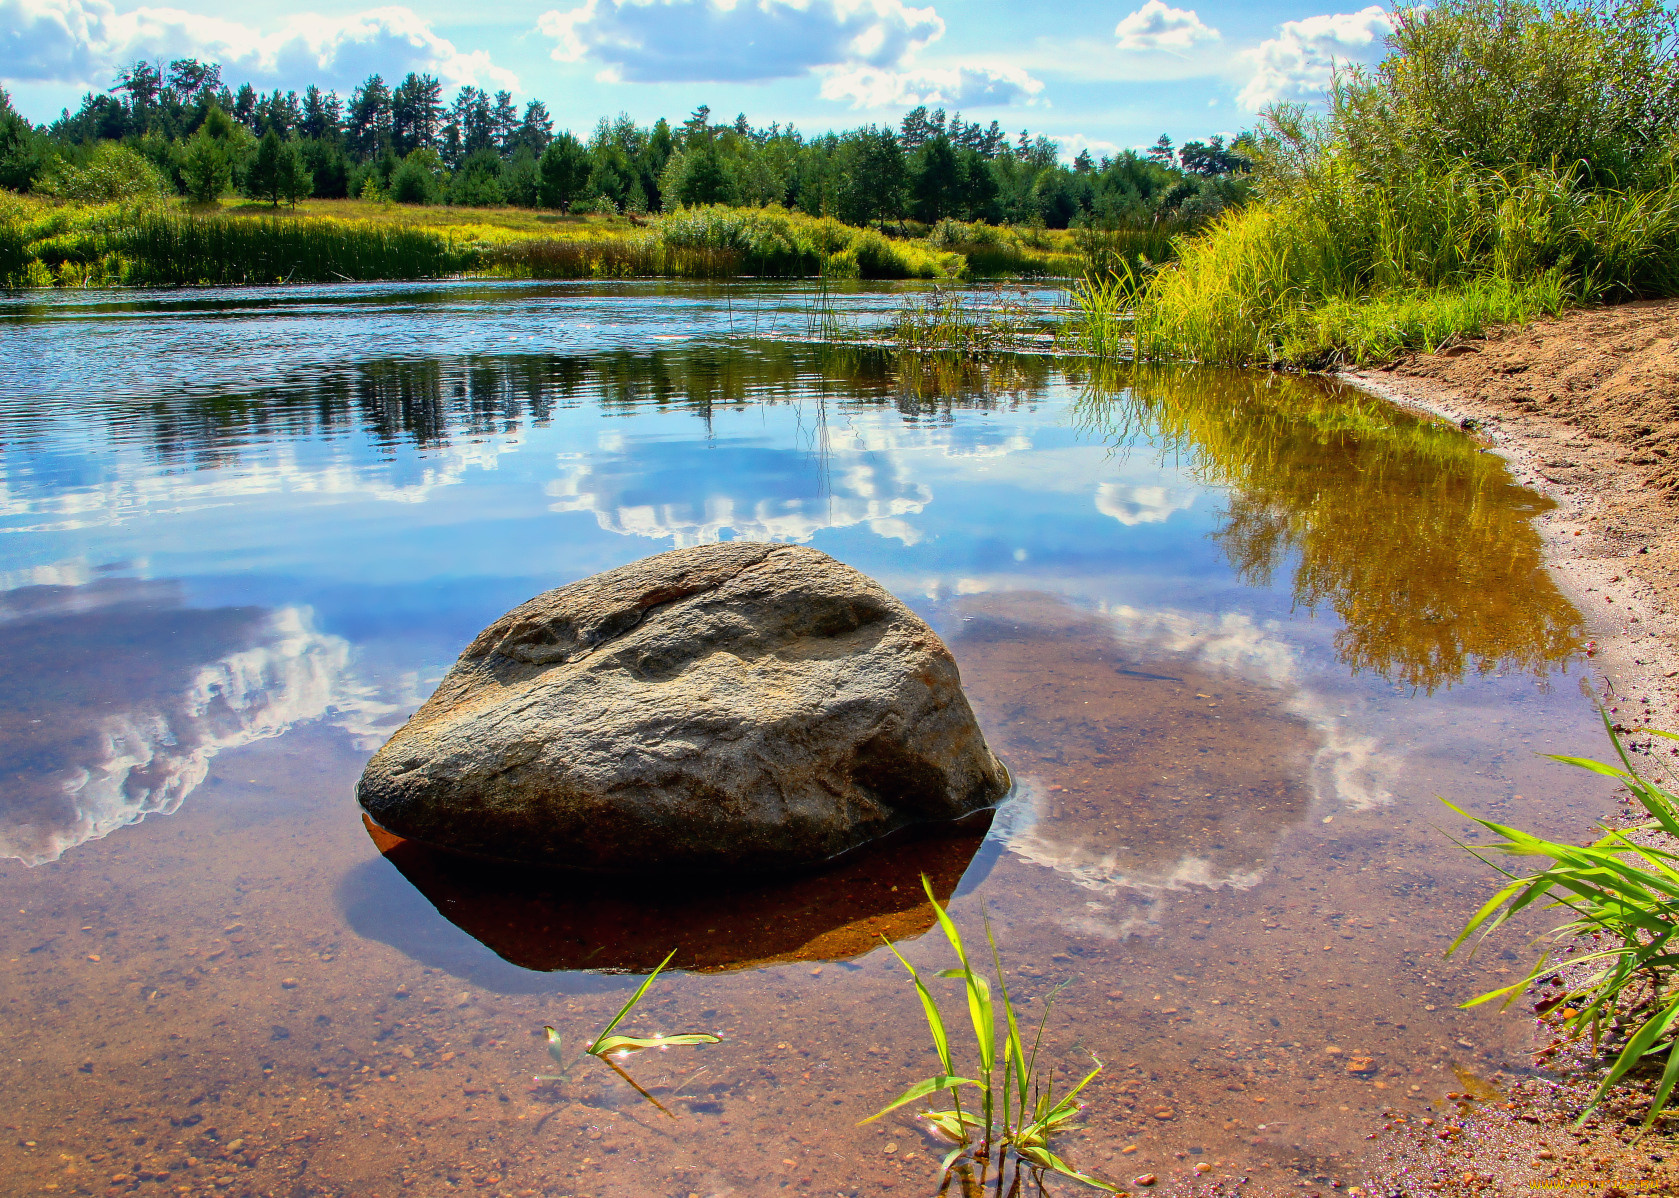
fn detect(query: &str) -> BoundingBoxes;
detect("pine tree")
[181,125,231,202]
[491,90,519,152]
[391,73,442,156]
[347,75,392,159]
[537,133,590,211]
[515,100,553,155]
[301,85,342,141]
[276,139,312,206]
[247,127,282,204]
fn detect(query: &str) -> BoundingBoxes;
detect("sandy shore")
[1337,301,1679,1193]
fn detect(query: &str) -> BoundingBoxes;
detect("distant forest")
[0,58,1252,228]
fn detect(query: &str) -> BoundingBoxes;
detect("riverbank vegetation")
[0,52,1249,289]
[1117,0,1679,367]
[0,190,1094,285]
[1450,719,1679,1125]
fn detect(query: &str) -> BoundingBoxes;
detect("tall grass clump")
[108,214,470,285]
[1450,714,1679,1126]
[657,205,960,279]
[0,218,28,287]
[866,875,1115,1192]
[928,219,1084,278]
[12,208,470,286]
[483,235,742,279]
[1133,0,1679,366]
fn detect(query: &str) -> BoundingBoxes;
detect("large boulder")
[356,543,1009,873]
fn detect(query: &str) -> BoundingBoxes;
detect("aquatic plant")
[1449,713,1679,1125]
[1061,266,1135,359]
[1,208,469,287]
[865,875,1116,1192]
[881,288,1045,356]
[538,948,719,1114]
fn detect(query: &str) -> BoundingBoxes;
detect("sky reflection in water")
[0,316,1579,866]
[0,281,1602,1196]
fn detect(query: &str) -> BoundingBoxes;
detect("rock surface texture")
[357,543,1009,873]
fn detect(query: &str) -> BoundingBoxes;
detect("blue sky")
[0,0,1395,156]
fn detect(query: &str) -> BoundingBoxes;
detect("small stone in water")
[1135,1174,1157,1186]
[280,978,297,988]
[883,1142,897,1154]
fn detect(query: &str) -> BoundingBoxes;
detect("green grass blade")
[588,947,679,1054]
[859,1074,980,1124]
[1021,1145,1120,1193]
[885,938,955,1074]
[591,1032,722,1056]
[985,911,1031,1126]
[921,874,995,1074]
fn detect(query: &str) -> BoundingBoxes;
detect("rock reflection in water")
[954,592,1316,928]
[355,811,992,974]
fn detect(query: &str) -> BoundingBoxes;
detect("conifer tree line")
[0,58,1252,227]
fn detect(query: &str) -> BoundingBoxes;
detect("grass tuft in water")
[537,948,720,1115]
[1449,711,1679,1126]
[882,288,1043,356]
[865,875,1117,1192]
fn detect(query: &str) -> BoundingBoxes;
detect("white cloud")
[546,450,930,546]
[818,61,1042,108]
[539,0,943,83]
[0,0,517,91]
[1114,0,1219,52]
[1053,132,1121,162]
[1238,5,1391,110]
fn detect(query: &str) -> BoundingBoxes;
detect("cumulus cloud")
[818,62,1042,108]
[1052,132,1121,162]
[1238,5,1391,110]
[1114,0,1218,52]
[0,0,516,91]
[539,0,942,82]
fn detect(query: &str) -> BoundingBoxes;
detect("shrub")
[390,155,438,205]
[37,143,169,204]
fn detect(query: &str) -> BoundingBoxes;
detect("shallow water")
[0,280,1618,1197]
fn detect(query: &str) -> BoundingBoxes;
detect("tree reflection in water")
[71,346,1581,693]
[1072,362,1583,692]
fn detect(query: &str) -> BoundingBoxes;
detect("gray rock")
[356,542,1009,873]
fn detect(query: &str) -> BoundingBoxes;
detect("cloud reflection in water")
[0,578,398,864]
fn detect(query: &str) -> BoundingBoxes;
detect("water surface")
[0,280,1612,1197]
